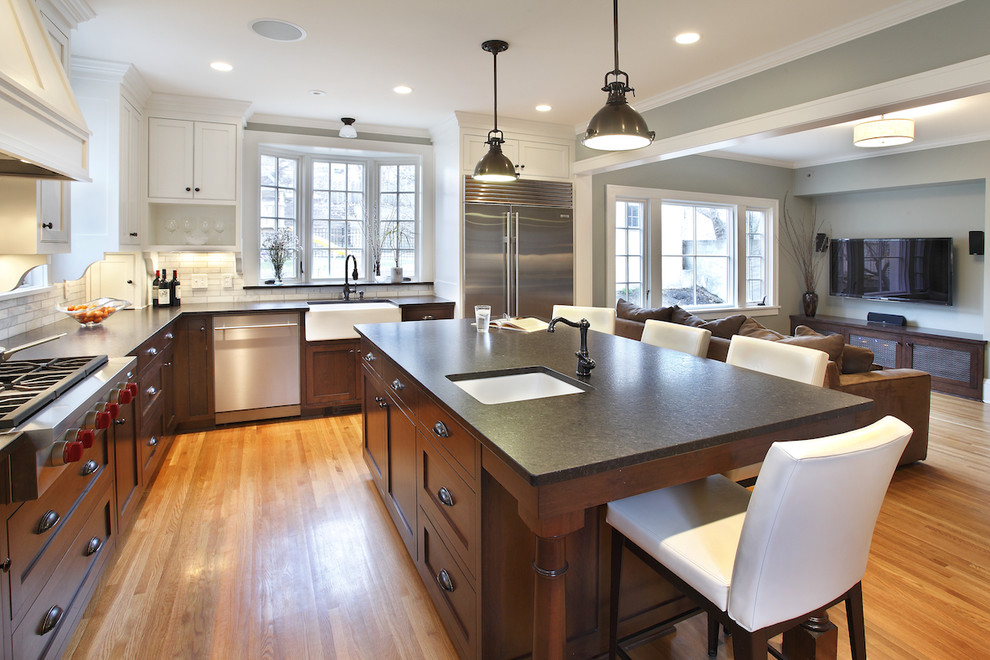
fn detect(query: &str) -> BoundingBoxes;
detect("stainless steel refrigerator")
[464,201,573,320]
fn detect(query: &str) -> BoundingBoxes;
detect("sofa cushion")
[793,325,875,374]
[739,318,845,369]
[738,317,786,340]
[670,307,746,339]
[616,299,674,323]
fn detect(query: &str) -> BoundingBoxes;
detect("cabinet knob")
[194,187,200,192]
[0,557,9,573]
[115,417,126,425]
[436,569,455,593]
[80,460,99,476]
[185,187,192,192]
[437,486,455,507]
[432,421,449,438]
[40,605,64,635]
[41,222,54,229]
[85,536,103,557]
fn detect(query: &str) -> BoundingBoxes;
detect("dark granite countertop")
[5,296,453,361]
[356,319,874,486]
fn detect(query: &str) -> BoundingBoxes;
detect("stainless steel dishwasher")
[213,312,301,424]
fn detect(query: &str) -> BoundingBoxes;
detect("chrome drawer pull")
[438,486,455,507]
[364,352,376,363]
[146,347,158,356]
[148,436,159,447]
[391,378,404,391]
[436,569,455,593]
[432,421,449,438]
[37,510,60,534]
[85,536,103,557]
[146,386,157,396]
[164,332,174,340]
[115,417,126,425]
[40,605,64,635]
[80,460,99,476]
[422,315,435,320]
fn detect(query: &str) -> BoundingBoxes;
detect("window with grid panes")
[378,164,417,279]
[745,209,768,305]
[259,154,299,281]
[615,200,645,305]
[312,161,365,280]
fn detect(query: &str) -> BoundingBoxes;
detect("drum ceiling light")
[853,115,914,147]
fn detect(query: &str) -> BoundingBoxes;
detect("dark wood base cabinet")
[303,339,362,414]
[360,339,692,659]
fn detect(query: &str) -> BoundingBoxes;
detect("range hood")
[0,0,90,181]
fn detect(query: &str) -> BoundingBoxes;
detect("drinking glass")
[475,305,491,333]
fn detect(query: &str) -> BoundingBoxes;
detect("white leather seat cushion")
[606,475,750,611]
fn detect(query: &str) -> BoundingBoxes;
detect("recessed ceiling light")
[308,89,326,97]
[250,18,307,42]
[675,32,700,45]
[210,61,233,72]
[535,104,552,112]
[393,85,413,94]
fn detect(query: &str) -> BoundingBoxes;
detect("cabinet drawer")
[418,395,477,482]
[401,303,454,322]
[359,339,385,380]
[8,438,111,622]
[12,492,113,660]
[381,359,419,415]
[138,364,164,422]
[418,512,477,659]
[420,434,478,579]
[131,325,175,376]
[139,408,167,485]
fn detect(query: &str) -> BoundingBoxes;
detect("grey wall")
[590,155,799,333]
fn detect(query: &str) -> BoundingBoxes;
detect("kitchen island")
[356,318,873,660]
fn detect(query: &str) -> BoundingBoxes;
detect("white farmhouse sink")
[447,367,590,405]
[305,302,401,341]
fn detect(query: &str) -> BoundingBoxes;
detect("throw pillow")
[794,325,875,373]
[737,317,786,340]
[670,306,746,339]
[778,331,846,368]
[616,299,673,323]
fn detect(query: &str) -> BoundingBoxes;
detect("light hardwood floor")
[66,393,990,659]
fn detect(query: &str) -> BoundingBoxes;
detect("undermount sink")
[305,301,401,341]
[447,366,591,405]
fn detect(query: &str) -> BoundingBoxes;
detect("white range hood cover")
[0,0,90,181]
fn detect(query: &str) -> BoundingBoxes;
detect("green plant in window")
[368,207,413,276]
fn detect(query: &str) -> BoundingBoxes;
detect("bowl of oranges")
[57,298,130,326]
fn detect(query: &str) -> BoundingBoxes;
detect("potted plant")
[780,193,828,317]
[368,209,413,283]
[260,228,300,284]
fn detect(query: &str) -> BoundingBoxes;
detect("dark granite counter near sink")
[356,317,874,486]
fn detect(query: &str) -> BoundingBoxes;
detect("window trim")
[606,185,780,313]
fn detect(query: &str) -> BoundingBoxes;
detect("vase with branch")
[368,207,413,282]
[780,193,828,317]
[260,228,300,284]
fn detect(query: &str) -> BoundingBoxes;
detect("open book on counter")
[490,317,549,332]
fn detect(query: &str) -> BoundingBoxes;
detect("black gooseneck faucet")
[547,316,597,377]
[343,254,358,300]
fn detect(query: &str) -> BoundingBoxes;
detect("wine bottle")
[158,269,171,307]
[152,270,160,308]
[172,270,181,307]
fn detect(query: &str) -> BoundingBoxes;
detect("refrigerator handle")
[513,212,520,317]
[505,211,512,316]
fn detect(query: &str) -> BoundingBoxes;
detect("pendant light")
[853,115,914,147]
[473,40,518,182]
[583,0,655,151]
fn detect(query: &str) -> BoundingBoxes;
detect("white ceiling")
[70,0,980,164]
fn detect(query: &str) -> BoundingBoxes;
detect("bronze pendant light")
[473,40,519,182]
[583,0,655,151]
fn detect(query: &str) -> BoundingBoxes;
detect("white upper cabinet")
[0,178,69,254]
[119,97,143,245]
[148,118,237,202]
[462,133,572,181]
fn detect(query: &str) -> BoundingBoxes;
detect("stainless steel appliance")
[0,355,137,501]
[464,177,573,319]
[213,313,301,424]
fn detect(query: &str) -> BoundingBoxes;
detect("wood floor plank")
[66,392,989,659]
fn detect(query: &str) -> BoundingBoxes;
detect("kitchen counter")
[5,296,454,361]
[357,318,873,486]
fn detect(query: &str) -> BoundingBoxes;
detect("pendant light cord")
[612,0,620,75]
[492,48,499,133]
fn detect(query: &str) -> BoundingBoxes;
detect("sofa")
[615,299,931,465]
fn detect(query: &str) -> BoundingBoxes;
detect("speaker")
[867,312,906,326]
[970,230,984,255]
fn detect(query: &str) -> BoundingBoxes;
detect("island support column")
[528,512,585,660]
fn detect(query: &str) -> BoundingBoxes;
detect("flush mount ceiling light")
[249,18,307,42]
[473,40,518,182]
[339,118,357,139]
[583,0,655,151]
[853,115,914,147]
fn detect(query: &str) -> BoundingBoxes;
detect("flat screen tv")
[829,237,953,305]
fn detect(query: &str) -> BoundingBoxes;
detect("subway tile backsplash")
[0,278,87,342]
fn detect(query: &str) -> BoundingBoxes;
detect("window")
[258,153,419,283]
[606,186,777,312]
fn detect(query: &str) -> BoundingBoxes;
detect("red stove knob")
[75,429,95,449]
[126,382,138,397]
[117,388,132,405]
[94,411,111,430]
[50,441,84,466]
[104,402,120,419]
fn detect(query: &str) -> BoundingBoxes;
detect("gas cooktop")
[0,356,109,430]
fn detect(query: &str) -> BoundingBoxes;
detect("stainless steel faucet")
[547,316,597,377]
[343,254,358,300]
